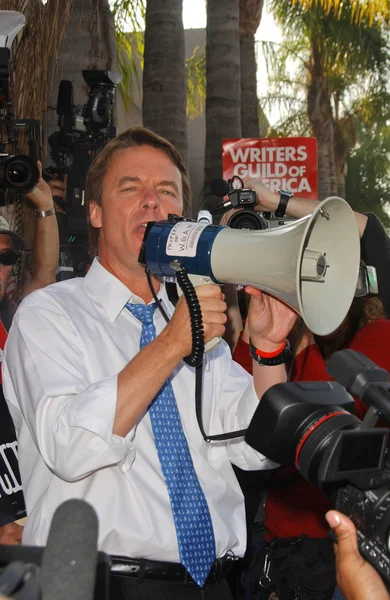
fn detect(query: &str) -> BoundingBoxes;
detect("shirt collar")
[85,258,172,323]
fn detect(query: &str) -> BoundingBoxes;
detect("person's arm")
[21,162,59,297]
[245,286,298,399]
[3,285,228,480]
[245,178,368,237]
[326,510,390,600]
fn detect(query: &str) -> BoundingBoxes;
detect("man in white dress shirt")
[3,127,297,599]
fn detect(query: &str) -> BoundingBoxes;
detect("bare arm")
[246,285,298,400]
[114,285,227,437]
[246,178,368,238]
[22,162,59,297]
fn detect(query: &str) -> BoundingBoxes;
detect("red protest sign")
[222,137,318,200]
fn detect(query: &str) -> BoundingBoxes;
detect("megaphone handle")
[180,276,221,353]
[175,269,205,368]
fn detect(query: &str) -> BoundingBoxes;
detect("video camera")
[47,69,121,238]
[246,349,390,585]
[48,69,121,173]
[210,176,295,230]
[0,12,40,195]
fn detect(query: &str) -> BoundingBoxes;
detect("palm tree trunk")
[204,0,241,209]
[142,0,188,166]
[239,0,264,137]
[326,120,338,197]
[307,36,338,200]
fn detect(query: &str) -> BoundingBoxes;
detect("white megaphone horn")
[141,196,361,336]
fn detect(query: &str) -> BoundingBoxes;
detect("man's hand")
[24,162,55,212]
[165,284,227,358]
[326,510,390,600]
[0,522,23,545]
[246,286,297,353]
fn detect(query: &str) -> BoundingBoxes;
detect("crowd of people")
[0,126,389,600]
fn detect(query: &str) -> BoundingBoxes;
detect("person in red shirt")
[233,291,390,539]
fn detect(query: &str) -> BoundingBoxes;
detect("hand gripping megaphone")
[139,197,360,336]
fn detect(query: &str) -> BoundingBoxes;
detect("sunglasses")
[0,250,20,266]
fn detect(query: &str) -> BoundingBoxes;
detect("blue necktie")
[126,301,216,587]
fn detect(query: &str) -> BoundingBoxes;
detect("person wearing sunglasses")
[0,161,59,547]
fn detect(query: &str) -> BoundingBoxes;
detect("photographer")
[0,163,59,544]
[225,181,390,598]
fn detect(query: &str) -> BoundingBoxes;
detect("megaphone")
[140,197,360,336]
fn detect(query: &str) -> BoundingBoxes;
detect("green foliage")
[186,46,206,119]
[111,0,145,111]
[345,107,390,226]
[293,0,390,26]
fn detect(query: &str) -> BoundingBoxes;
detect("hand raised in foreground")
[326,510,390,600]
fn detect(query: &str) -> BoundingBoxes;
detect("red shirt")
[233,319,390,538]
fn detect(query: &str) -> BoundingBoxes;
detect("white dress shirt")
[3,258,276,561]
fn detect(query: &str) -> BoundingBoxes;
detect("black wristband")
[275,190,294,218]
[249,338,293,366]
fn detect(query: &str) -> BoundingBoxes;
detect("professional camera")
[246,349,390,585]
[48,69,121,174]
[210,176,294,230]
[47,69,121,241]
[0,13,40,194]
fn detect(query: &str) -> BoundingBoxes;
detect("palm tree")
[267,0,390,200]
[204,0,241,209]
[142,0,188,165]
[239,0,264,137]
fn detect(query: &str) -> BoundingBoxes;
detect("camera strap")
[195,364,247,442]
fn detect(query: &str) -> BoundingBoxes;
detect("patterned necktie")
[126,301,216,587]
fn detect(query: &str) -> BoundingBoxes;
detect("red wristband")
[252,340,287,358]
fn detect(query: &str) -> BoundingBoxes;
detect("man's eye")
[159,189,175,196]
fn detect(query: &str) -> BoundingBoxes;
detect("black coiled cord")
[145,266,246,441]
[175,267,205,367]
[145,266,204,367]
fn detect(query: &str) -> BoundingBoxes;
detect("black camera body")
[246,350,390,585]
[210,176,295,230]
[0,47,40,193]
[48,70,121,239]
[82,70,121,134]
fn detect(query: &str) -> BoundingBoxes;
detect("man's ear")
[89,200,102,228]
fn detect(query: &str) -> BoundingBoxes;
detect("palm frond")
[292,0,389,25]
[0,0,74,123]
[186,46,206,119]
[111,0,145,111]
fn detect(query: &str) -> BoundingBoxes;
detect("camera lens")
[7,161,29,184]
[296,410,360,486]
[227,209,268,230]
[4,155,39,193]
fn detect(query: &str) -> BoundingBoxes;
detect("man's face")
[90,145,183,278]
[0,235,14,302]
